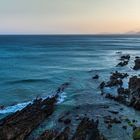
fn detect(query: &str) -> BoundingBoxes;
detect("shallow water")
[0,35,140,140]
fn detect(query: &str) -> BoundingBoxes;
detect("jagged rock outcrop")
[36,127,70,140]
[116,54,130,67]
[133,128,140,140]
[105,71,128,87]
[36,118,107,140]
[102,75,140,110]
[72,118,106,140]
[133,58,140,70]
[129,76,140,110]
[0,83,69,140]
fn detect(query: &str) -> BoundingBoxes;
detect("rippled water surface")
[0,35,140,140]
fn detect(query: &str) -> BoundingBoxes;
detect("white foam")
[0,101,31,114]
[57,92,67,104]
[0,93,67,114]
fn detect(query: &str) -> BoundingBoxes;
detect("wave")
[0,92,67,115]
[57,92,67,104]
[0,102,31,114]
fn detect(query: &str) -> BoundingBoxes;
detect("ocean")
[0,35,140,140]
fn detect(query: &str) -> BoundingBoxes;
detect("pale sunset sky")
[0,0,140,34]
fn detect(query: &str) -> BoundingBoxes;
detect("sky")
[0,0,140,34]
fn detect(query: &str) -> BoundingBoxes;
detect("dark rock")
[92,75,99,79]
[36,130,58,140]
[104,116,121,124]
[122,126,127,130]
[64,119,71,125]
[133,128,140,140]
[110,71,128,80]
[0,83,69,140]
[105,72,126,87]
[37,118,107,140]
[36,127,70,140]
[116,51,122,54]
[0,105,4,110]
[108,110,119,114]
[75,115,82,121]
[133,126,137,131]
[107,124,112,129]
[72,117,107,140]
[105,94,116,100]
[117,87,130,95]
[129,76,140,110]
[0,97,57,140]
[99,82,106,89]
[104,91,128,107]
[106,79,123,87]
[56,82,70,93]
[120,54,130,61]
[132,120,137,123]
[132,100,140,110]
[55,127,70,140]
[117,60,128,67]
[129,76,140,90]
[58,116,65,123]
[133,58,140,70]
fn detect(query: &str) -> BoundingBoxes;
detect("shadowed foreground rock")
[36,118,106,140]
[129,76,140,110]
[103,75,140,111]
[72,118,106,140]
[105,71,128,88]
[0,83,69,140]
[133,58,140,70]
[116,54,130,67]
[133,128,140,140]
[36,127,70,140]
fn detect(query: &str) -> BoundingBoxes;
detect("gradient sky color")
[0,0,140,34]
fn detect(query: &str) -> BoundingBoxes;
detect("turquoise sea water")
[0,35,140,140]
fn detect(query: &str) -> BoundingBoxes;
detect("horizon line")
[0,33,140,36]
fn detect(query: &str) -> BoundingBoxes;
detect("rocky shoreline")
[0,53,140,140]
[99,54,140,140]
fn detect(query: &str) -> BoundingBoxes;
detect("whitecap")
[0,92,67,114]
[0,101,31,114]
[57,92,67,104]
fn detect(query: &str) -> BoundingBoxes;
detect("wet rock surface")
[0,97,57,140]
[133,128,140,140]
[36,127,70,140]
[92,75,99,79]
[36,117,107,140]
[102,75,140,110]
[116,54,130,67]
[72,117,106,140]
[0,83,69,140]
[133,58,140,70]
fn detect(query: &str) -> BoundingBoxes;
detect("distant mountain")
[126,31,140,34]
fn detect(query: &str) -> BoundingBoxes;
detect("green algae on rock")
[133,128,140,140]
